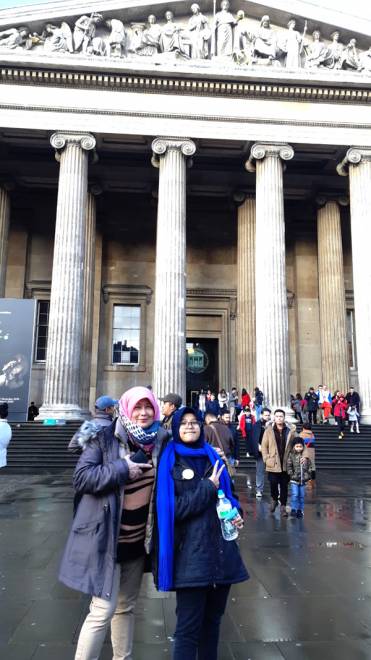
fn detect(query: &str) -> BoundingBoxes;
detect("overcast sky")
[0,0,368,16]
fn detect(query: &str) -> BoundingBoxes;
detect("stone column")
[151,137,196,403]
[236,196,256,393]
[38,132,96,419]
[337,148,371,423]
[246,143,294,413]
[80,190,99,413]
[0,185,11,297]
[316,197,349,393]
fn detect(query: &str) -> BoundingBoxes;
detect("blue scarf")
[156,407,240,592]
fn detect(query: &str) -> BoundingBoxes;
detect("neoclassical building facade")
[0,0,371,419]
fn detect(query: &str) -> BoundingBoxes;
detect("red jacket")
[239,413,255,438]
[333,398,347,418]
[241,393,251,408]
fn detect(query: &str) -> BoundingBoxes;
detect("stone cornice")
[337,147,371,176]
[1,64,371,106]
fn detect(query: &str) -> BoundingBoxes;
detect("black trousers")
[308,410,317,424]
[174,585,231,660]
[268,472,290,506]
[336,416,345,433]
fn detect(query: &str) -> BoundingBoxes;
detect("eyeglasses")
[180,421,200,427]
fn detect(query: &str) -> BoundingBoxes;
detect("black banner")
[0,299,36,422]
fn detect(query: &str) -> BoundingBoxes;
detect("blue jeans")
[174,585,230,660]
[290,482,305,511]
[256,456,265,492]
[255,405,262,419]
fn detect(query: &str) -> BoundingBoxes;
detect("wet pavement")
[0,471,371,660]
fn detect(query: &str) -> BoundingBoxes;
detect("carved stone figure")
[106,18,126,57]
[44,22,73,54]
[141,15,162,54]
[253,15,276,61]
[233,10,254,63]
[0,26,29,49]
[188,4,210,59]
[160,10,188,57]
[325,31,343,69]
[339,38,360,70]
[358,46,371,72]
[305,30,329,68]
[280,19,305,68]
[213,0,236,57]
[73,13,103,53]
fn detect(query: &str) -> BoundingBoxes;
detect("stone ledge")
[1,63,371,105]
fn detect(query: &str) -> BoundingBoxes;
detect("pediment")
[0,0,370,80]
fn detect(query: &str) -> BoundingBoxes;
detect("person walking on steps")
[347,404,360,434]
[333,392,348,439]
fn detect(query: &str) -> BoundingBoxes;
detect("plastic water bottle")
[216,489,239,541]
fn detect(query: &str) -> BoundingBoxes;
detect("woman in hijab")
[59,386,169,660]
[155,407,248,660]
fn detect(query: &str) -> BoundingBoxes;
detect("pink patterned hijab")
[119,386,160,422]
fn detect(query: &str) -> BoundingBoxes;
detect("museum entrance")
[186,338,219,407]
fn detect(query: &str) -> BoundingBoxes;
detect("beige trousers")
[75,556,145,660]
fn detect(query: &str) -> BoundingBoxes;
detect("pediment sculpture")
[0,4,370,75]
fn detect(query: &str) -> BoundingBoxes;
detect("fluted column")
[338,148,371,423]
[0,186,11,297]
[151,137,196,402]
[80,190,98,413]
[39,132,96,419]
[246,143,294,413]
[317,198,349,393]
[236,196,256,393]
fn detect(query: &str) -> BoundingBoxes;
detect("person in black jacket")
[250,407,271,498]
[304,387,319,424]
[155,407,248,660]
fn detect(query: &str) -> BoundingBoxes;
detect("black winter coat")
[305,392,319,412]
[159,455,249,589]
[250,420,266,460]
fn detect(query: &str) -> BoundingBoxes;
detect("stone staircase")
[238,423,371,471]
[4,421,81,473]
[3,421,371,473]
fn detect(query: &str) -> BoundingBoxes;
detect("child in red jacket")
[333,393,348,439]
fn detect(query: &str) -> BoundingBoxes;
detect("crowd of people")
[291,385,361,438]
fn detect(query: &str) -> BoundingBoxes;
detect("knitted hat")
[162,393,182,409]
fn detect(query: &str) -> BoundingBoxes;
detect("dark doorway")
[186,338,219,407]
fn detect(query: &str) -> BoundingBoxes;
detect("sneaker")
[290,509,297,517]
[356,429,360,434]
[256,491,263,498]
[296,510,304,518]
[281,505,288,517]
[270,499,279,513]
[246,452,250,457]
[350,428,354,433]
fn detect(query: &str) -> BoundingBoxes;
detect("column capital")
[315,193,349,209]
[336,147,371,177]
[245,142,294,173]
[151,137,196,168]
[50,132,97,164]
[232,191,254,207]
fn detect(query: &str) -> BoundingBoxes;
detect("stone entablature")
[0,2,371,77]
